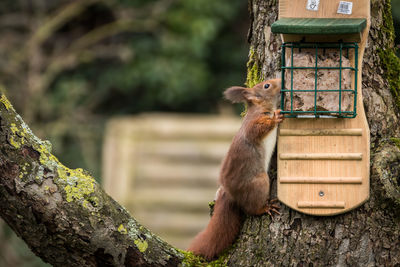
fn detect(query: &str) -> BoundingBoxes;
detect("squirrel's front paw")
[273,110,284,123]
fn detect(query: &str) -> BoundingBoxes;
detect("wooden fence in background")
[102,113,241,249]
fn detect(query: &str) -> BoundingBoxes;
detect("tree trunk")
[1,1,400,267]
[225,0,400,266]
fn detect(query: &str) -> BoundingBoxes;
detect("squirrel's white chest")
[263,126,278,171]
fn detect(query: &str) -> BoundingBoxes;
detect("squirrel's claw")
[264,199,281,217]
[273,110,285,123]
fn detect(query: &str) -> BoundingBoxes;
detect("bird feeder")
[272,0,370,216]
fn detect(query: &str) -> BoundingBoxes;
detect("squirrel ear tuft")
[223,86,248,103]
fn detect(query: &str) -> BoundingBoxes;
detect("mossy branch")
[0,94,235,266]
[0,94,186,266]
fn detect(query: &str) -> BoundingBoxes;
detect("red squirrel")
[187,79,283,261]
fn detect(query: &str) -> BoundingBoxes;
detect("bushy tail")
[187,189,242,261]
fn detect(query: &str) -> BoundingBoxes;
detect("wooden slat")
[131,188,217,213]
[137,161,219,186]
[280,177,362,184]
[139,141,229,163]
[103,114,241,248]
[279,153,363,160]
[279,0,370,20]
[279,128,363,136]
[133,211,209,236]
[297,201,345,209]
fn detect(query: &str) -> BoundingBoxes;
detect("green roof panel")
[271,18,367,35]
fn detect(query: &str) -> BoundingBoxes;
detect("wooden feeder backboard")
[276,0,370,216]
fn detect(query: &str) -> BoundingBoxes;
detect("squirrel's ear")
[223,86,247,103]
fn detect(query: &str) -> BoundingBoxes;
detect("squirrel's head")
[223,79,281,106]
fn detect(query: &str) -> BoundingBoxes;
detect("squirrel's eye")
[264,84,270,89]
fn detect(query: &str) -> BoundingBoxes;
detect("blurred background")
[0,0,248,266]
[0,0,399,266]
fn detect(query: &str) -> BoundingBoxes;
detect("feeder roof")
[271,18,367,35]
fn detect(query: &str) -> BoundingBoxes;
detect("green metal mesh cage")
[280,42,358,118]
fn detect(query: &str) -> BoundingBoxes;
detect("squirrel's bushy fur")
[187,79,283,261]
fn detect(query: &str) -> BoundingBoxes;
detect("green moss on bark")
[378,49,400,107]
[378,0,400,108]
[391,137,400,149]
[179,250,229,267]
[245,47,263,88]
[243,47,263,116]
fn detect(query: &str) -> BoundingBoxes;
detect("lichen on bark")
[0,94,185,266]
[1,94,98,209]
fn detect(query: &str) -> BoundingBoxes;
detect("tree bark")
[225,0,400,266]
[0,95,185,266]
[1,1,400,267]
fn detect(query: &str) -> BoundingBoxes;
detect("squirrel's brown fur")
[187,79,283,261]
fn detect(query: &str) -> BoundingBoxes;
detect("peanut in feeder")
[272,0,371,216]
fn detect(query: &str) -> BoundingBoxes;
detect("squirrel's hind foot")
[264,198,281,217]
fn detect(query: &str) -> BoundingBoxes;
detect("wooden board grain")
[279,0,369,20]
[276,0,370,216]
[278,0,370,43]
[277,119,370,216]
